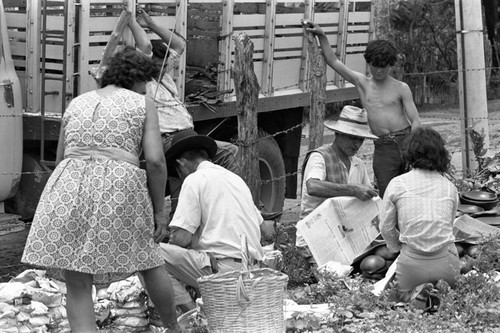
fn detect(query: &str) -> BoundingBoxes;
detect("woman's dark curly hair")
[402,127,451,173]
[151,40,170,61]
[100,46,159,90]
[364,40,399,67]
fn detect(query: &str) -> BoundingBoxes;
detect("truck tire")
[257,129,286,214]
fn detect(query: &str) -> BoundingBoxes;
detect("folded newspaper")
[296,196,382,266]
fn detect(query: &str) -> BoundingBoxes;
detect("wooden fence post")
[304,30,327,150]
[234,33,260,206]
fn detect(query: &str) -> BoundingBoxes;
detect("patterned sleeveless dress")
[22,88,165,285]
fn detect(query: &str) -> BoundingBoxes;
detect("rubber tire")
[257,129,286,213]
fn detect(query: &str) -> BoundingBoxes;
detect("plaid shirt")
[380,169,458,253]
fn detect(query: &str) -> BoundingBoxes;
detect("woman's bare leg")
[64,270,97,333]
[141,266,185,332]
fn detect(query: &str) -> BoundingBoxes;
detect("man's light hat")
[324,106,378,140]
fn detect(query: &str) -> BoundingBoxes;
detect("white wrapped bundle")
[0,302,19,319]
[0,318,17,330]
[25,286,64,308]
[94,299,114,326]
[107,276,145,304]
[111,304,147,317]
[48,320,71,333]
[113,316,149,327]
[0,282,27,304]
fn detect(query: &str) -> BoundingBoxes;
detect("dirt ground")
[2,100,500,281]
[280,99,500,224]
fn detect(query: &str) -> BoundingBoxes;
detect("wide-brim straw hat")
[324,106,378,140]
[166,129,217,177]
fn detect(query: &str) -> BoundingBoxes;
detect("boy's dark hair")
[402,127,451,173]
[364,40,399,67]
[151,39,170,61]
[100,46,159,90]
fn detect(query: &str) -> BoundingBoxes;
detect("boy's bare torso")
[357,76,410,136]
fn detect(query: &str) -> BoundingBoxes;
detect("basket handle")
[239,234,250,272]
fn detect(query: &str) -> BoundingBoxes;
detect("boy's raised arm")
[303,20,364,86]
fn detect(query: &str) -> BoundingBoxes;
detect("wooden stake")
[234,33,260,206]
[304,30,327,150]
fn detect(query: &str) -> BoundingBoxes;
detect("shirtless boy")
[303,20,421,197]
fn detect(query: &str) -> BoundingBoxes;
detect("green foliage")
[284,235,500,332]
[374,0,458,104]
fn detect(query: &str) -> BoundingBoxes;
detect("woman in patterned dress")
[22,47,185,333]
[379,127,461,297]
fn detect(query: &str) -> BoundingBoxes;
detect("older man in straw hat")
[296,105,379,266]
[158,129,264,313]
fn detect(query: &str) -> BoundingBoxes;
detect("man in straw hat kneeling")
[159,129,264,312]
[295,105,379,268]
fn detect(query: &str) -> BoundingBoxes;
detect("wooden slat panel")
[6,31,26,41]
[275,13,304,26]
[5,13,26,28]
[347,45,369,52]
[137,0,177,3]
[347,33,370,45]
[273,50,303,59]
[273,59,302,92]
[41,63,64,71]
[274,36,304,49]
[45,16,64,31]
[3,0,27,7]
[10,42,27,58]
[43,45,65,60]
[314,12,341,24]
[233,14,265,27]
[347,25,371,32]
[348,11,371,23]
[274,27,306,35]
[13,59,26,69]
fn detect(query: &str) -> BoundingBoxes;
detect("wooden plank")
[217,0,234,97]
[45,16,65,31]
[234,33,260,205]
[275,12,305,26]
[273,50,303,58]
[78,1,93,94]
[304,22,326,150]
[26,0,40,113]
[175,0,187,101]
[347,33,370,44]
[5,13,27,28]
[233,13,267,27]
[299,0,314,92]
[274,36,304,49]
[273,58,302,92]
[348,11,371,23]
[261,0,276,96]
[5,31,27,41]
[334,0,349,88]
[314,12,341,24]
[9,42,27,57]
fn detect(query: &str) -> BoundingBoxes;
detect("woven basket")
[197,235,288,332]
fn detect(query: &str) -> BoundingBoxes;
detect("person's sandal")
[409,283,440,313]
